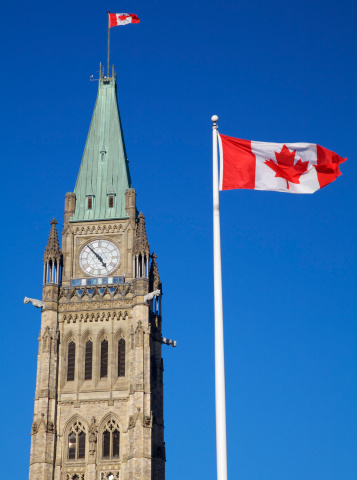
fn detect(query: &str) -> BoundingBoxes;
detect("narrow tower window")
[68,421,86,460]
[100,339,108,378]
[85,341,93,380]
[87,197,93,210]
[78,431,86,458]
[67,341,76,381]
[102,419,120,459]
[68,432,76,459]
[108,195,114,208]
[118,338,125,377]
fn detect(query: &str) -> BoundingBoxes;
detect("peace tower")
[28,65,172,480]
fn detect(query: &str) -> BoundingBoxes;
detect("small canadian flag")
[109,13,140,27]
[218,134,346,194]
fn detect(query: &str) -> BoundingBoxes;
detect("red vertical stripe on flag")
[220,135,256,190]
[315,144,346,189]
[109,13,117,28]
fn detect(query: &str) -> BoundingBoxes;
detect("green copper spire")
[70,65,132,222]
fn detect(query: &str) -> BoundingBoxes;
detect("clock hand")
[87,246,107,267]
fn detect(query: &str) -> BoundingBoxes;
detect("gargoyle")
[144,289,161,302]
[24,297,45,308]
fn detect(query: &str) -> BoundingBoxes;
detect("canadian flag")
[218,134,346,194]
[109,13,140,27]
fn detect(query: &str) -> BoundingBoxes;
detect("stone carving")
[161,336,177,347]
[101,472,119,480]
[47,421,55,433]
[31,421,38,435]
[128,408,141,430]
[42,326,52,352]
[74,223,126,235]
[143,412,152,428]
[59,300,130,312]
[88,416,97,456]
[144,289,161,303]
[24,297,45,308]
[128,416,135,429]
[135,321,143,347]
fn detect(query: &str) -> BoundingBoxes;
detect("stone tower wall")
[29,214,165,480]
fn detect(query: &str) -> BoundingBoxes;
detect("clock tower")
[28,65,171,480]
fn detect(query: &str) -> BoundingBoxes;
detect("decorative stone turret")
[133,213,150,279]
[125,188,136,223]
[64,192,76,225]
[149,253,162,293]
[149,252,162,316]
[43,219,62,286]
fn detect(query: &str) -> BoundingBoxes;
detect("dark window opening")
[78,432,86,459]
[108,195,114,208]
[100,339,108,378]
[68,432,76,459]
[67,342,75,381]
[113,430,120,457]
[118,338,125,377]
[87,197,93,210]
[103,430,110,458]
[85,341,92,380]
[102,420,120,459]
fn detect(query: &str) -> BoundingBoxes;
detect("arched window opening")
[100,339,108,378]
[118,338,125,377]
[67,341,76,381]
[85,340,93,380]
[102,419,120,459]
[68,421,86,460]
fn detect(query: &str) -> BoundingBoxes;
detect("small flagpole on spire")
[212,115,228,480]
[107,11,110,77]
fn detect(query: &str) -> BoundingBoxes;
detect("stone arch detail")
[62,415,88,464]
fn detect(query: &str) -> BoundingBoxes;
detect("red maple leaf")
[264,145,309,189]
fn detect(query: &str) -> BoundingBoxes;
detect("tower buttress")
[29,219,61,480]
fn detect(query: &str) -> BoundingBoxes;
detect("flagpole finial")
[211,115,219,123]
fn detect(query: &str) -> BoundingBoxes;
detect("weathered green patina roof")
[70,66,132,222]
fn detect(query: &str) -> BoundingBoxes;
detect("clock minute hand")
[88,246,107,267]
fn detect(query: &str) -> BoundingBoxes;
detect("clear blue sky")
[0,1,356,479]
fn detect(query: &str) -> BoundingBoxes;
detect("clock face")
[79,240,120,277]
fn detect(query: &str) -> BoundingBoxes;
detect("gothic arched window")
[100,339,108,378]
[118,338,125,377]
[67,341,76,381]
[102,419,120,459]
[85,340,93,380]
[68,421,86,460]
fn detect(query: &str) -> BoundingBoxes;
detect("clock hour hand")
[88,246,106,267]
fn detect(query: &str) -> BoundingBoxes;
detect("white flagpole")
[212,115,228,480]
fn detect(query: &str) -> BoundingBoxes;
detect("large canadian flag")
[109,13,140,27]
[218,134,346,194]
